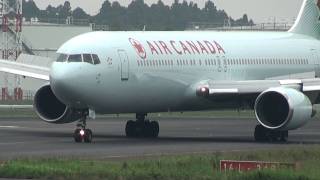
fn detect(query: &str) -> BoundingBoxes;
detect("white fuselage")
[50,31,320,114]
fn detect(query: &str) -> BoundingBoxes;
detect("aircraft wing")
[0,54,51,81]
[196,78,320,103]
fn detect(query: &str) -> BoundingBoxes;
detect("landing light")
[197,87,209,97]
[80,129,85,136]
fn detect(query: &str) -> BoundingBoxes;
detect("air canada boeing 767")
[1,0,320,143]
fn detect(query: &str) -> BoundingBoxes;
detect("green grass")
[1,146,320,180]
[0,100,33,105]
[0,108,36,118]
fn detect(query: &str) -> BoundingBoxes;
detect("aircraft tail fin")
[289,0,320,38]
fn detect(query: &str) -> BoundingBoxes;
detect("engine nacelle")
[254,87,313,131]
[34,85,86,124]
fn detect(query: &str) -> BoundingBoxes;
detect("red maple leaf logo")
[129,38,146,59]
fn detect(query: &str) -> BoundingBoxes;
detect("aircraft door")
[221,56,230,80]
[217,56,222,72]
[118,50,129,81]
[311,49,320,78]
[222,56,227,73]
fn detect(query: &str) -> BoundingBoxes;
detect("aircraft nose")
[50,63,79,105]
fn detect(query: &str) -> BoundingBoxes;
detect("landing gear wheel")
[73,128,93,143]
[84,129,93,143]
[125,114,160,138]
[254,125,288,143]
[74,129,82,143]
[280,131,288,142]
[126,120,136,137]
[73,112,94,143]
[254,125,267,142]
[150,121,159,138]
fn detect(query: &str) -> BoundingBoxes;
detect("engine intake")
[254,87,313,131]
[34,85,86,124]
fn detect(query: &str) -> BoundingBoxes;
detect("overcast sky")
[31,0,303,22]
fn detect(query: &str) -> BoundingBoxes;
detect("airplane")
[0,0,319,143]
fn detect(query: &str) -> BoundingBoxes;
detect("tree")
[203,1,217,22]
[148,0,171,30]
[59,1,72,18]
[234,14,253,26]
[44,5,58,18]
[72,7,89,19]
[23,0,40,20]
[127,0,149,30]
[23,0,254,30]
[108,2,127,30]
[95,0,112,24]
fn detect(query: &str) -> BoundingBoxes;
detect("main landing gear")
[125,113,159,138]
[74,115,93,143]
[254,125,288,142]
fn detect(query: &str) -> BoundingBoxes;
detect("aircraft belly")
[92,76,192,113]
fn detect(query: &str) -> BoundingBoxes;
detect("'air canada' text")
[146,40,225,55]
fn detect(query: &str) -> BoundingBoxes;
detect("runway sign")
[220,160,296,172]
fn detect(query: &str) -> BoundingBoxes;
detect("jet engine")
[254,87,313,131]
[34,85,86,124]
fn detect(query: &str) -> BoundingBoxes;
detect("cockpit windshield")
[92,54,101,65]
[56,54,68,62]
[68,54,82,62]
[83,54,93,64]
[56,53,101,65]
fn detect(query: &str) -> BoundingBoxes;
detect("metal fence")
[1,88,35,101]
[29,17,90,26]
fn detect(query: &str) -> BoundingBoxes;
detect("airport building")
[0,23,93,100]
[0,0,93,100]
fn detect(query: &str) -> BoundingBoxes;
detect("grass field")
[0,146,320,180]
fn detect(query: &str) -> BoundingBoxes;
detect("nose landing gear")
[74,111,93,143]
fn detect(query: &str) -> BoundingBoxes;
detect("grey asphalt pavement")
[0,116,319,160]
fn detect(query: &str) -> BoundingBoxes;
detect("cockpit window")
[56,54,68,62]
[92,54,101,65]
[83,54,93,64]
[57,53,100,64]
[68,54,82,62]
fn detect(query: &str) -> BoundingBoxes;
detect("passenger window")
[83,54,93,64]
[92,54,101,65]
[57,54,68,62]
[68,54,82,62]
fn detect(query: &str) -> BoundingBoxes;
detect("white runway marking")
[0,126,21,129]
